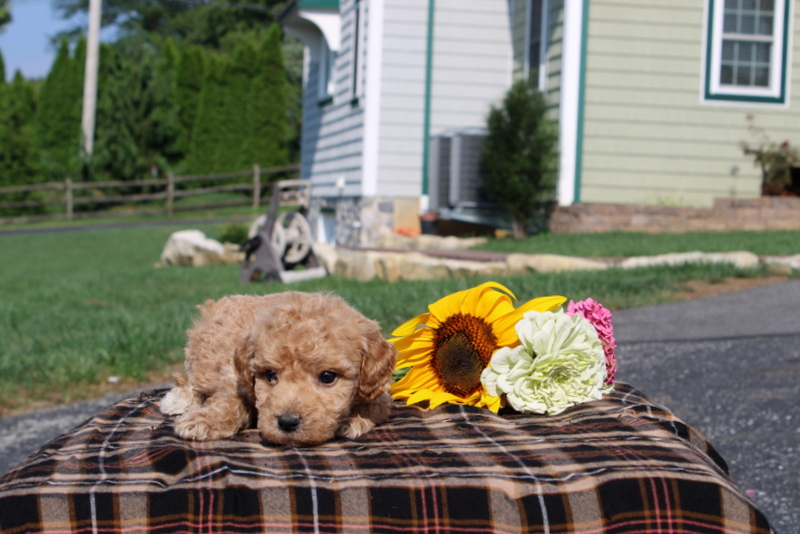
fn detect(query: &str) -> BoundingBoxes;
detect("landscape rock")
[619,251,759,270]
[443,259,507,279]
[506,253,608,274]
[377,233,488,250]
[333,249,380,281]
[159,230,243,267]
[311,243,338,273]
[762,254,800,271]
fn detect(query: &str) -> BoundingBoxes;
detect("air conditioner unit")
[428,127,495,211]
[428,135,451,211]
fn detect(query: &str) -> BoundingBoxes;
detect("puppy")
[160,292,397,446]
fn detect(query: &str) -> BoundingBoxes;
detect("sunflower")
[389,282,566,412]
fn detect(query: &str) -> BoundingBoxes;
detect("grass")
[476,230,800,257]
[0,224,794,414]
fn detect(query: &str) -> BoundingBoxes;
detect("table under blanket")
[0,383,773,533]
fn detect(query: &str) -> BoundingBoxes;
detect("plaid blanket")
[0,383,773,533]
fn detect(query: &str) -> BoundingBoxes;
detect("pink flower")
[566,298,617,385]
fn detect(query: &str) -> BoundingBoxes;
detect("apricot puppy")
[160,292,397,446]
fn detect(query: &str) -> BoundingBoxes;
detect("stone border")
[314,244,800,282]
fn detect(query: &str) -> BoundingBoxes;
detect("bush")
[218,222,249,245]
[741,114,799,196]
[481,80,559,238]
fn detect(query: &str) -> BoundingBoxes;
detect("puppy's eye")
[264,370,278,384]
[319,371,338,385]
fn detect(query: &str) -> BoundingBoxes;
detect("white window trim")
[702,0,793,105]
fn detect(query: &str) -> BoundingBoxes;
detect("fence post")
[253,164,261,209]
[65,178,73,221]
[167,172,175,216]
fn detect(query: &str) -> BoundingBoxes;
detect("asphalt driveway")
[1,279,799,532]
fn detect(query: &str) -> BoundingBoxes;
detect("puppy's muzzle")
[277,414,301,433]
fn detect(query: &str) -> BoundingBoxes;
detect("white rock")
[702,251,760,269]
[396,254,450,281]
[762,254,800,270]
[506,253,608,274]
[619,251,705,269]
[311,242,338,273]
[334,249,379,281]
[160,230,233,267]
[376,232,488,251]
[443,259,507,278]
[619,251,759,269]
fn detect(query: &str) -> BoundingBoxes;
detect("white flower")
[480,310,612,415]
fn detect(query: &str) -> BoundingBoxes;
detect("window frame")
[524,0,549,91]
[703,0,793,105]
[317,37,335,106]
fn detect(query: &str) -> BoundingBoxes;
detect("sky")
[0,0,115,82]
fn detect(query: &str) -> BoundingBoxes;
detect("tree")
[245,24,288,170]
[481,80,559,238]
[0,0,10,32]
[224,41,259,171]
[0,70,42,215]
[91,38,182,182]
[35,38,85,180]
[175,45,206,156]
[187,56,228,174]
[53,0,284,49]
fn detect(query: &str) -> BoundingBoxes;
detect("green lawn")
[0,224,793,413]
[476,230,800,257]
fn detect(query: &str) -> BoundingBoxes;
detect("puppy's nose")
[277,414,301,433]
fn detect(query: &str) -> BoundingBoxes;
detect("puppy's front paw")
[174,412,234,441]
[337,415,376,440]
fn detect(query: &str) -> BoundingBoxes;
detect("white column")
[361,0,385,197]
[557,0,584,206]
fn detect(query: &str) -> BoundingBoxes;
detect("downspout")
[421,0,436,200]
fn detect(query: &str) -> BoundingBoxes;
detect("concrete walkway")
[1,280,798,532]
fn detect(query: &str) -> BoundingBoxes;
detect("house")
[280,0,799,245]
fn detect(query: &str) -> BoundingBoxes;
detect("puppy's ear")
[234,336,256,403]
[356,318,398,404]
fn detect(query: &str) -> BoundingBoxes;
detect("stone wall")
[549,197,800,234]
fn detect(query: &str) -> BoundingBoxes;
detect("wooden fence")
[0,164,300,224]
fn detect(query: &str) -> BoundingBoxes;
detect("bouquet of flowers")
[389,282,617,415]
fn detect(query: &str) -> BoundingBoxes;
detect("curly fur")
[160,292,397,446]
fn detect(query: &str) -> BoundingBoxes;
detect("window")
[318,38,335,105]
[704,0,792,104]
[351,0,365,104]
[525,0,548,91]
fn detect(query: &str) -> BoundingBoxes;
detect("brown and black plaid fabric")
[0,383,773,533]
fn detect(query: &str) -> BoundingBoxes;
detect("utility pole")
[81,0,102,157]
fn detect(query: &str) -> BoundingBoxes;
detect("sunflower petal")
[427,288,468,322]
[391,313,432,337]
[390,330,434,352]
[491,295,567,343]
[396,346,434,367]
[390,365,441,395]
[480,391,503,413]
[426,390,465,409]
[463,284,516,323]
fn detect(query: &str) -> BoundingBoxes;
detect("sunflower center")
[432,313,498,397]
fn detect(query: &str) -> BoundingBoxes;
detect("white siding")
[301,1,367,198]
[578,0,800,206]
[375,0,429,197]
[376,0,514,198]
